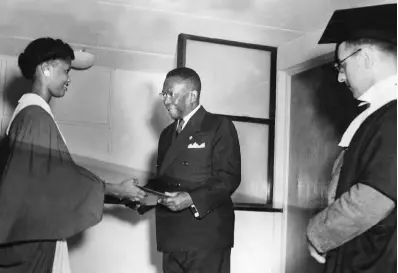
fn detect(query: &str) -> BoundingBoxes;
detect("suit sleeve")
[189,118,241,217]
[0,107,105,244]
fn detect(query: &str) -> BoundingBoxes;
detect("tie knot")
[357,102,370,115]
[177,119,185,134]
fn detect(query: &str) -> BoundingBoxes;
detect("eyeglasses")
[334,49,362,73]
[159,92,176,100]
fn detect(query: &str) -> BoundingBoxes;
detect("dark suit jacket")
[145,106,241,252]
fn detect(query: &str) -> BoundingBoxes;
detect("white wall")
[0,0,301,72]
[277,29,335,72]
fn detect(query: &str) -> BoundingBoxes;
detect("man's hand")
[308,243,326,264]
[158,192,193,211]
[117,178,147,201]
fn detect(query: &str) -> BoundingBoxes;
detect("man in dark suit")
[144,67,241,273]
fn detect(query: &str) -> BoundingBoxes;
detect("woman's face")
[45,59,71,98]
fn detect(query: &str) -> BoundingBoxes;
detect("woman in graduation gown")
[0,37,146,273]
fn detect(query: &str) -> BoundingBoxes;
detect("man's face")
[336,42,368,98]
[161,76,192,120]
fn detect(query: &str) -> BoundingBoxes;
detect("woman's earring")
[44,70,50,77]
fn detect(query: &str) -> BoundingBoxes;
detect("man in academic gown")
[139,67,241,273]
[306,4,397,273]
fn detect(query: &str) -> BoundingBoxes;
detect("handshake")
[104,177,194,213]
[114,177,147,201]
[104,178,148,209]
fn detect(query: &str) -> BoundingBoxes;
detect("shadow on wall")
[91,86,170,272]
[69,154,163,272]
[65,151,163,271]
[290,62,359,210]
[313,64,359,136]
[286,204,326,273]
[149,80,173,175]
[286,61,359,273]
[147,79,172,272]
[3,74,31,116]
[68,81,170,272]
[0,71,31,139]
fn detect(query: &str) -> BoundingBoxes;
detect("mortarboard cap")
[319,4,397,44]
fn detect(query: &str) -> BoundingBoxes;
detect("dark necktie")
[176,119,185,135]
[357,102,370,115]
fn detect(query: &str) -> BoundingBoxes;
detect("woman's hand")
[118,178,147,201]
[105,178,147,201]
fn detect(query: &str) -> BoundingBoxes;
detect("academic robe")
[0,105,105,272]
[141,106,241,252]
[325,101,397,273]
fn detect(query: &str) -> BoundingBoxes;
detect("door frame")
[274,52,334,273]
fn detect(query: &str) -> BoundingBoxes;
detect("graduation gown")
[0,105,105,272]
[325,101,397,273]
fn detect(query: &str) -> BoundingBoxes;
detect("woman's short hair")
[18,37,75,80]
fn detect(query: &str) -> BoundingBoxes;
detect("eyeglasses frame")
[334,48,362,73]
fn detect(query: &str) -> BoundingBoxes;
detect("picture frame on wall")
[177,33,280,212]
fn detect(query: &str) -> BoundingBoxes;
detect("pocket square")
[188,142,206,149]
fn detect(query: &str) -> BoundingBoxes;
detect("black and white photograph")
[0,1,396,273]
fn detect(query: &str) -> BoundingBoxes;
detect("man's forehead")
[335,42,348,58]
[164,77,187,88]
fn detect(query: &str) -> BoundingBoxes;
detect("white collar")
[5,93,66,143]
[339,75,397,147]
[6,93,54,135]
[358,75,397,106]
[178,104,201,131]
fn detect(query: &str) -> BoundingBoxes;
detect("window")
[177,34,279,211]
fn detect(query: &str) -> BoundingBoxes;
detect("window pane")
[232,121,269,204]
[185,40,271,119]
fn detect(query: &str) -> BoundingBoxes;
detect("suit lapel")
[157,121,176,167]
[159,107,206,175]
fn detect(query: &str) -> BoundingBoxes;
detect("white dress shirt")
[177,104,202,132]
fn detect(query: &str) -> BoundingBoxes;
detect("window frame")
[177,33,279,212]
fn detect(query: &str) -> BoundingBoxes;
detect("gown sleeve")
[0,106,105,244]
